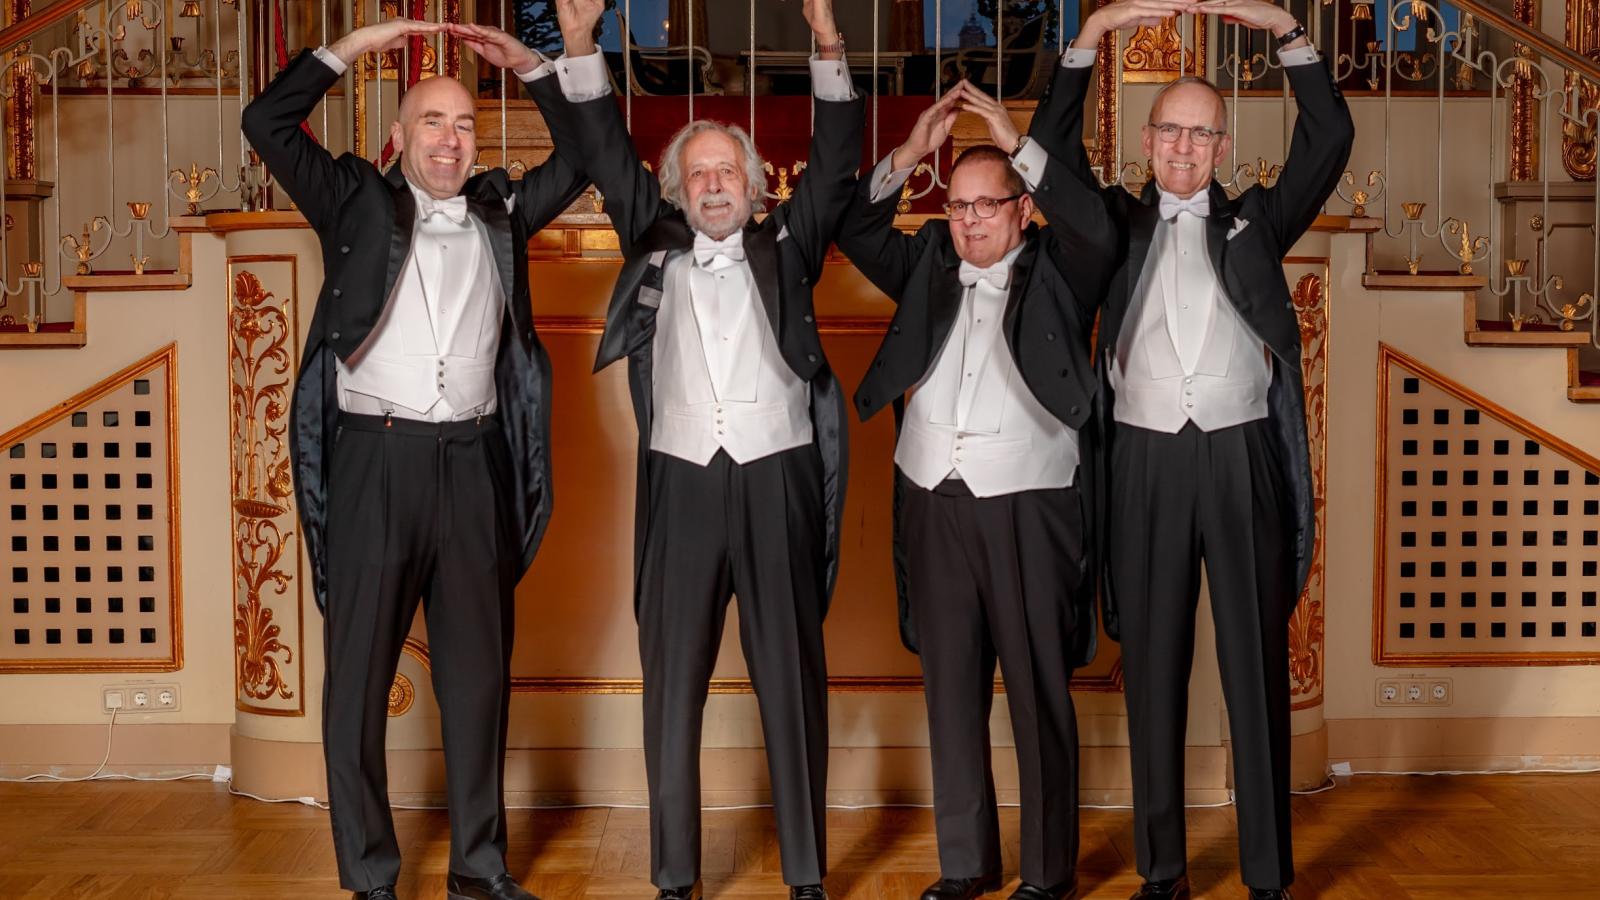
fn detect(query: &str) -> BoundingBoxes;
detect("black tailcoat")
[1025,58,1354,636]
[841,148,1108,667]
[552,88,866,607]
[241,51,591,608]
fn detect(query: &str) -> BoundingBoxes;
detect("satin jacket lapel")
[927,238,966,367]
[466,189,521,334]
[743,219,781,344]
[1125,200,1160,311]
[383,163,416,304]
[1204,181,1235,301]
[597,212,694,370]
[1001,229,1041,342]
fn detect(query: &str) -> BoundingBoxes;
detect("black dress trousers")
[1108,419,1296,890]
[901,476,1086,890]
[322,412,520,891]
[637,446,831,890]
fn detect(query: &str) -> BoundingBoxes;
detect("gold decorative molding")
[1122,15,1207,83]
[1372,343,1600,667]
[388,671,415,716]
[1287,263,1331,710]
[6,0,34,180]
[1093,0,1120,180]
[1562,0,1598,180]
[228,257,305,716]
[1508,0,1540,181]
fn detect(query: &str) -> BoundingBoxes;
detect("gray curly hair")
[656,119,768,214]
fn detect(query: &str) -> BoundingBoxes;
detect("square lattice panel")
[1375,345,1600,665]
[1,345,181,671]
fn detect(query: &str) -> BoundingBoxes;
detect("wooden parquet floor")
[1,775,1597,898]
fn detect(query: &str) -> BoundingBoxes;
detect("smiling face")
[679,128,754,240]
[391,76,477,200]
[946,155,1033,269]
[1142,80,1232,200]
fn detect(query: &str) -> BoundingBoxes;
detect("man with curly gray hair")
[541,2,862,898]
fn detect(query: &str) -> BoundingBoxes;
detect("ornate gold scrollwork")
[230,269,298,705]
[1289,271,1328,709]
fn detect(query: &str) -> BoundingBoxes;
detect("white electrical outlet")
[104,682,180,713]
[1377,676,1453,706]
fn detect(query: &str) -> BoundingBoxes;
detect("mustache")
[695,189,744,212]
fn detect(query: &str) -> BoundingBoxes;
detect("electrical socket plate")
[102,682,179,713]
[1376,677,1452,707]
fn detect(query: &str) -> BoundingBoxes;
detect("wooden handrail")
[1440,0,1600,85]
[1,0,112,54]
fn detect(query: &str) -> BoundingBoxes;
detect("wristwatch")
[1276,23,1307,47]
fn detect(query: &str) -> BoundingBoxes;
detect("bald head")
[1142,75,1232,200]
[391,75,477,200]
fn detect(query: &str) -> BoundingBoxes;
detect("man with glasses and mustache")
[839,77,1112,900]
[1028,1,1354,897]
[534,2,860,898]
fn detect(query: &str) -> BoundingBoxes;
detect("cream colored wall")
[1320,231,1600,768]
[0,230,236,738]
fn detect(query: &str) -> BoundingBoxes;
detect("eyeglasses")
[942,194,1023,219]
[1148,122,1227,146]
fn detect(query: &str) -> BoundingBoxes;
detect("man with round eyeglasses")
[841,78,1113,900]
[1028,1,1355,897]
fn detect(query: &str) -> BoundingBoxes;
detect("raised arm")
[242,18,444,231]
[1190,0,1353,248]
[957,82,1116,298]
[835,92,962,300]
[531,0,663,255]
[451,21,592,232]
[770,0,865,273]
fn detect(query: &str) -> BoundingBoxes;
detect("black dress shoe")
[1130,877,1190,900]
[446,871,539,900]
[1247,890,1292,900]
[790,885,829,900]
[920,875,1004,900]
[655,882,703,900]
[352,888,396,900]
[1009,879,1076,900]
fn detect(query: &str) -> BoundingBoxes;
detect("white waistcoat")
[337,209,503,422]
[896,266,1080,498]
[649,250,811,465]
[1112,213,1271,434]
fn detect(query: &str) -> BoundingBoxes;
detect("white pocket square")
[1226,218,1250,240]
[777,225,790,242]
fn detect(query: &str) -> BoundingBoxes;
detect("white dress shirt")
[548,50,855,465]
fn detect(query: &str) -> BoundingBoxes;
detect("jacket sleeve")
[557,91,664,257]
[834,165,928,303]
[510,73,594,234]
[777,92,867,277]
[1025,60,1123,252]
[1257,59,1356,251]
[240,50,361,233]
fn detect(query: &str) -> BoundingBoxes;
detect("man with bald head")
[243,18,590,900]
[1028,2,1353,898]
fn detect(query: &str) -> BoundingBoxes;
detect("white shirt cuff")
[868,155,914,203]
[514,50,556,83]
[1061,47,1096,69]
[1278,45,1321,66]
[811,54,856,101]
[552,50,613,101]
[313,46,348,77]
[1009,137,1046,191]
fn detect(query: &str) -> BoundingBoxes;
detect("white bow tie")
[958,259,1011,291]
[418,194,469,225]
[693,232,746,268]
[1158,190,1210,221]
